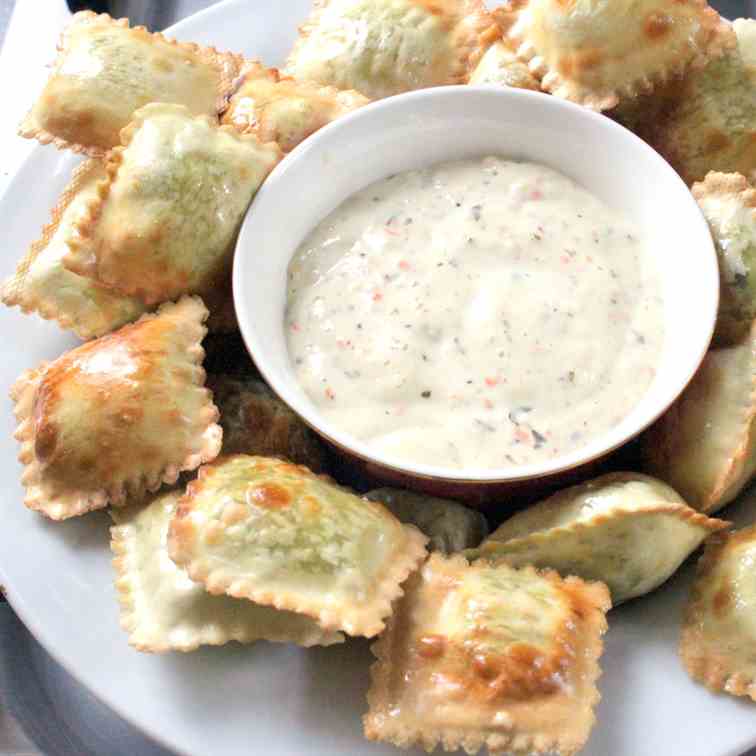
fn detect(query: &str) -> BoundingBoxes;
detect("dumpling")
[208,374,329,472]
[18,11,241,156]
[495,0,731,111]
[168,455,427,637]
[221,62,369,152]
[284,0,498,99]
[364,554,610,755]
[468,40,540,89]
[364,487,488,553]
[11,296,221,520]
[469,472,728,605]
[645,19,756,184]
[641,322,756,514]
[680,525,756,700]
[63,103,282,306]
[111,489,343,652]
[692,172,756,346]
[1,159,147,340]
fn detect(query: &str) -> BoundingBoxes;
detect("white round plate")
[0,2,754,755]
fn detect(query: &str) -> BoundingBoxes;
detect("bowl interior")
[234,85,718,483]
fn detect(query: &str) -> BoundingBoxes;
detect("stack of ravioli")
[4,2,756,755]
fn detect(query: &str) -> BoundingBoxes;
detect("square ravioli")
[11,296,221,520]
[284,0,498,99]
[111,489,344,652]
[471,472,728,605]
[1,159,147,340]
[680,526,756,700]
[19,11,242,156]
[641,320,756,514]
[221,62,369,152]
[364,554,610,755]
[645,18,756,185]
[496,0,730,111]
[693,172,756,346]
[63,103,282,306]
[168,455,428,637]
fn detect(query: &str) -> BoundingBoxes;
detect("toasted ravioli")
[284,0,498,99]
[10,297,221,520]
[364,488,488,553]
[111,489,343,652]
[222,62,369,152]
[208,374,328,472]
[693,172,756,345]
[468,40,540,89]
[647,19,756,184]
[495,0,730,111]
[641,323,756,514]
[364,555,610,755]
[168,455,428,637]
[18,11,241,156]
[63,104,282,306]
[471,473,728,605]
[1,160,147,340]
[680,526,756,700]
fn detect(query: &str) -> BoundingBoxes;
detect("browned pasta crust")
[680,526,756,700]
[10,296,221,520]
[495,0,732,111]
[364,554,610,755]
[19,11,243,156]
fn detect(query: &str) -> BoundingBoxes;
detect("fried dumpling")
[111,489,344,652]
[364,554,610,755]
[646,19,756,184]
[680,525,756,700]
[208,374,328,472]
[641,322,756,514]
[19,11,241,156]
[221,62,369,152]
[284,0,498,99]
[63,103,281,306]
[470,472,728,605]
[11,296,221,520]
[693,172,756,346]
[364,487,488,553]
[1,159,147,340]
[168,455,427,637]
[468,40,540,89]
[495,0,730,111]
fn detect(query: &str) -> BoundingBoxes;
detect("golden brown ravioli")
[11,296,221,520]
[495,0,731,111]
[364,554,610,755]
[693,172,756,346]
[19,11,241,156]
[111,489,343,652]
[168,455,427,637]
[646,19,756,184]
[680,526,756,700]
[1,159,147,340]
[641,321,756,514]
[63,103,282,306]
[222,62,369,152]
[471,472,728,605]
[285,0,498,99]
[208,374,329,472]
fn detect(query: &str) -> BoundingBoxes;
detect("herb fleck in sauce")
[286,157,664,470]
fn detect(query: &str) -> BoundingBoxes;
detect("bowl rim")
[233,84,718,484]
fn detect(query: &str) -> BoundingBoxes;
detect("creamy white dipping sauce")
[285,157,664,471]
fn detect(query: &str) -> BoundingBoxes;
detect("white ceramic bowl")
[233,85,717,496]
